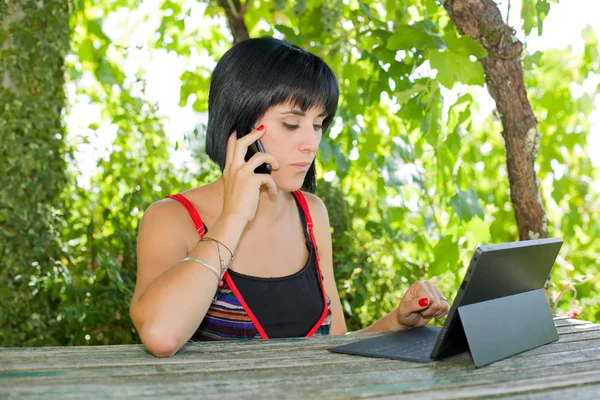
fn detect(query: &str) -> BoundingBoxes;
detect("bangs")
[265,50,339,126]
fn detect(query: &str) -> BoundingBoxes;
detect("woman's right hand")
[220,125,279,224]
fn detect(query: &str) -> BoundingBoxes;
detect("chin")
[272,174,305,193]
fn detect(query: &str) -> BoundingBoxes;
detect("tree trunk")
[217,0,250,43]
[444,0,549,240]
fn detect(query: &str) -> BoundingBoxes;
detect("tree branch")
[217,0,250,43]
[443,0,549,240]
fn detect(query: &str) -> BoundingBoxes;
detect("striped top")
[165,190,332,340]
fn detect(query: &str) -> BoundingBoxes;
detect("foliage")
[0,0,71,346]
[2,0,599,346]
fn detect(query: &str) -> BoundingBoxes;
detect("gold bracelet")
[182,257,220,281]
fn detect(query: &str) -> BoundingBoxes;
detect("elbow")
[132,308,181,357]
[139,326,181,357]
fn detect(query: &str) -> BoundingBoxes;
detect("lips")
[291,162,311,171]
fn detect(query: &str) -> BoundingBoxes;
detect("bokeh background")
[1,0,599,347]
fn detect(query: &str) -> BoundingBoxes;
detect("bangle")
[199,237,233,278]
[182,257,220,281]
[201,237,234,263]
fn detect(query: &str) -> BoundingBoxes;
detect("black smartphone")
[244,129,272,174]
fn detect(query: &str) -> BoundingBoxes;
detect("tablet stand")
[457,288,558,367]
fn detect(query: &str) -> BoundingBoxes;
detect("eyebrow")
[281,110,328,117]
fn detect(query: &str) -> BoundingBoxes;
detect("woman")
[130,37,450,357]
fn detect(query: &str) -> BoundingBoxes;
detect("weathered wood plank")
[555,324,600,335]
[495,384,600,400]
[2,331,599,375]
[553,318,595,327]
[2,336,600,393]
[1,319,598,399]
[1,319,589,371]
[372,370,600,399]
[2,334,599,377]
[556,328,600,343]
[2,353,600,399]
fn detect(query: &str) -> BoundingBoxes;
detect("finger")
[399,282,435,318]
[431,285,450,319]
[256,174,278,197]
[243,152,280,172]
[231,126,266,168]
[224,132,237,172]
[420,283,447,319]
[408,282,440,318]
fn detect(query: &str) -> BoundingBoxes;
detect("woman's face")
[254,103,327,192]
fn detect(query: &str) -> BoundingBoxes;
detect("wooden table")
[2,317,600,399]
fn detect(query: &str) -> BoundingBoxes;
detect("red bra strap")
[291,191,329,337]
[291,191,318,258]
[165,194,206,236]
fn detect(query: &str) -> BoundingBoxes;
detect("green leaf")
[332,144,350,177]
[392,135,411,161]
[522,0,536,35]
[535,0,551,35]
[274,24,296,38]
[443,32,487,59]
[318,138,333,164]
[387,23,446,51]
[449,188,484,221]
[79,39,95,65]
[420,84,442,146]
[428,236,460,277]
[523,51,544,70]
[466,217,491,245]
[428,49,485,89]
[522,0,551,36]
[394,84,427,105]
[96,60,116,85]
[87,19,111,43]
[358,0,378,20]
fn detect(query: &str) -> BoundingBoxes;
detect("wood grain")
[1,319,598,399]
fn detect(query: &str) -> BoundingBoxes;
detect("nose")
[299,128,319,153]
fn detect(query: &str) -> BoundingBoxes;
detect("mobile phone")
[244,130,272,174]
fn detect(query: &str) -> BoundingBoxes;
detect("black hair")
[205,37,339,193]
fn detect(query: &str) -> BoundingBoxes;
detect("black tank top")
[226,197,323,338]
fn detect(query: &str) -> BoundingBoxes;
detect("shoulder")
[139,198,196,243]
[138,187,213,251]
[299,190,330,228]
[142,197,190,225]
[300,190,328,213]
[144,184,216,227]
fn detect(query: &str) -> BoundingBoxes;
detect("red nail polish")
[256,125,265,131]
[419,298,429,307]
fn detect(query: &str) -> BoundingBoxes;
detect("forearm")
[347,309,408,335]
[132,214,246,355]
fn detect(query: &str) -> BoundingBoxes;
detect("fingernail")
[256,125,265,131]
[418,298,429,307]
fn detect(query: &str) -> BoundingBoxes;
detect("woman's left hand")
[391,281,450,331]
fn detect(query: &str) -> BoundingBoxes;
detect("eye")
[283,122,299,130]
[313,124,323,131]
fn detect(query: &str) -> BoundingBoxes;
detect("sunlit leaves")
[18,0,597,346]
[522,0,553,36]
[387,21,446,51]
[428,32,486,89]
[179,69,211,112]
[449,188,485,222]
[428,236,460,277]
